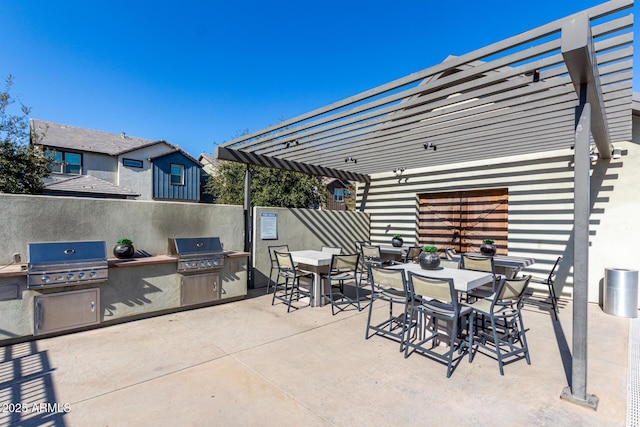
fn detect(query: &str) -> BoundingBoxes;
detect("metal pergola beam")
[216,146,370,183]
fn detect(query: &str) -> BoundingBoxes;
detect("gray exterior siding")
[152,151,201,201]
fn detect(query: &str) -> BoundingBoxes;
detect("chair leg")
[267,267,274,294]
[328,280,336,316]
[517,311,531,365]
[489,315,505,376]
[468,312,475,363]
[355,277,361,311]
[365,294,375,339]
[287,278,296,312]
[548,281,559,320]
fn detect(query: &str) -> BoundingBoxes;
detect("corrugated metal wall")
[152,152,201,201]
[358,149,592,299]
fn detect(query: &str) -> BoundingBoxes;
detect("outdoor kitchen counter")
[0,251,250,343]
[0,264,27,277]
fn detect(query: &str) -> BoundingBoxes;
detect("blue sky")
[1,1,636,158]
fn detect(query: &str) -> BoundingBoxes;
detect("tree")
[0,75,50,194]
[205,161,323,208]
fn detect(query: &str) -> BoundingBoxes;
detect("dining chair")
[404,272,471,377]
[360,245,390,284]
[403,246,422,264]
[267,244,289,294]
[365,266,412,352]
[526,256,562,320]
[460,253,498,300]
[321,245,343,255]
[322,253,361,315]
[466,275,532,375]
[444,248,457,260]
[272,251,314,312]
[354,240,371,253]
[439,259,460,269]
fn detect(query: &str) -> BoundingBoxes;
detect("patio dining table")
[288,250,333,307]
[386,262,493,293]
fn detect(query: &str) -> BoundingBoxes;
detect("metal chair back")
[354,240,371,252]
[460,253,495,273]
[439,259,460,269]
[268,245,289,266]
[497,275,531,303]
[404,246,422,263]
[274,251,295,272]
[408,273,455,305]
[330,253,359,273]
[369,266,407,294]
[321,246,343,255]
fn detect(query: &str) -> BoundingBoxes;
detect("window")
[333,188,344,202]
[170,164,185,185]
[122,158,143,168]
[46,149,82,174]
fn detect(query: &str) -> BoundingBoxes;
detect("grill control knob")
[89,271,97,277]
[42,275,50,283]
[78,272,86,278]
[206,260,212,266]
[67,273,75,280]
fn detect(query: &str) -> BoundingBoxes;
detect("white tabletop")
[387,263,493,292]
[288,250,333,267]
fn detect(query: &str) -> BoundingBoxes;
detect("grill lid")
[28,240,108,267]
[171,237,223,257]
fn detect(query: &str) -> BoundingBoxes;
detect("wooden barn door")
[417,189,508,255]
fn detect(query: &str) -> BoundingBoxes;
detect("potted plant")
[480,239,496,256]
[419,245,440,270]
[114,238,135,259]
[391,234,404,247]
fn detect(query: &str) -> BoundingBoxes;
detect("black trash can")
[603,268,638,318]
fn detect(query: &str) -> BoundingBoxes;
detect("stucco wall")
[0,194,244,263]
[82,152,117,183]
[252,207,370,288]
[0,194,247,341]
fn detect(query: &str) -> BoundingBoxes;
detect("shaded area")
[0,342,67,426]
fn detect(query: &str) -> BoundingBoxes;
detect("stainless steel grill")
[27,241,108,289]
[170,237,225,274]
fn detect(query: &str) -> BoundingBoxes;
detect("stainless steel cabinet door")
[34,288,100,335]
[180,273,220,306]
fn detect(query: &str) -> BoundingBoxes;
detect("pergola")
[216,0,634,409]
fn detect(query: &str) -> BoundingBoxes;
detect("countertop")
[0,251,250,277]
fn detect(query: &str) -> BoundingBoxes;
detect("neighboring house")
[322,177,354,211]
[30,119,202,202]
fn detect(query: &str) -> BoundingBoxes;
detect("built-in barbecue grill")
[170,237,225,274]
[27,240,108,289]
[170,237,225,306]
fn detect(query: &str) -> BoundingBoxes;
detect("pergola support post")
[560,84,598,410]
[244,165,254,289]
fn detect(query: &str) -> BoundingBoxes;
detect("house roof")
[148,148,201,167]
[31,119,161,156]
[198,153,219,165]
[42,174,140,197]
[216,1,633,182]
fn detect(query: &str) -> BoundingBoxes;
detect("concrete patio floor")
[0,287,635,427]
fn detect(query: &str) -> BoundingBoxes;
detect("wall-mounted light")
[589,147,599,162]
[423,142,437,151]
[345,156,357,164]
[393,167,405,176]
